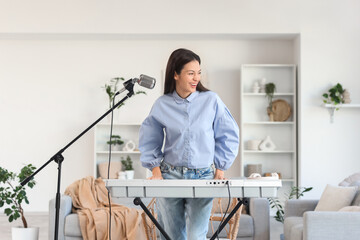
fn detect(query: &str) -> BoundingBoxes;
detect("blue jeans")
[157,161,214,240]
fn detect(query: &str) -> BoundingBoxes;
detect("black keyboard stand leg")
[210,198,247,240]
[133,197,172,240]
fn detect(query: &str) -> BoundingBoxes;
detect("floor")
[0,213,48,240]
[0,213,283,240]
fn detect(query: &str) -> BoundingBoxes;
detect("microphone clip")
[114,78,137,97]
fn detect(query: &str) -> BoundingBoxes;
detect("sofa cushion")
[290,223,303,240]
[65,214,82,237]
[338,206,360,212]
[207,213,253,238]
[66,210,255,239]
[314,184,357,211]
[284,216,302,240]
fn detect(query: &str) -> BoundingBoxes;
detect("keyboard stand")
[134,197,247,240]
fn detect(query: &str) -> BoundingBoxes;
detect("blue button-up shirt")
[139,90,239,171]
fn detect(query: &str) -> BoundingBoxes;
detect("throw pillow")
[338,206,360,212]
[350,181,360,206]
[338,172,360,186]
[314,184,357,211]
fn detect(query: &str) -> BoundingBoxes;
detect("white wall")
[0,37,295,211]
[1,0,360,211]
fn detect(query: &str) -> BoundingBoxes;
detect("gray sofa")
[49,195,270,240]
[284,199,360,240]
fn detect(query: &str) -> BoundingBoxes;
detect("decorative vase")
[118,171,127,180]
[246,140,262,150]
[122,140,136,152]
[252,81,260,93]
[260,77,266,93]
[110,144,121,151]
[343,89,351,103]
[259,136,276,151]
[269,111,274,122]
[125,170,135,179]
[12,226,39,240]
[246,164,262,177]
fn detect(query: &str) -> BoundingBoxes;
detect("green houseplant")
[103,77,124,109]
[0,164,36,228]
[268,186,312,224]
[121,156,134,179]
[106,135,124,150]
[265,82,276,121]
[322,83,345,110]
[121,156,133,171]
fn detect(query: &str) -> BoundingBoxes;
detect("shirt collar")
[172,91,199,103]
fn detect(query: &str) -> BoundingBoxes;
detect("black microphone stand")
[21,80,135,240]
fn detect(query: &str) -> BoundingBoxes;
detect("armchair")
[284,173,360,240]
[284,199,360,240]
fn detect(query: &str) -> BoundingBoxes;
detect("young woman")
[139,48,239,240]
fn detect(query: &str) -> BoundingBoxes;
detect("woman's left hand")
[214,169,226,180]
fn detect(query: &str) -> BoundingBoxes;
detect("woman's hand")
[147,166,163,180]
[214,169,226,180]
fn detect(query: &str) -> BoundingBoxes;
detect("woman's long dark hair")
[164,48,209,94]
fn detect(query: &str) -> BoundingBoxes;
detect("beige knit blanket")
[65,176,146,240]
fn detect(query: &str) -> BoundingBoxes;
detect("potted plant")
[121,156,134,179]
[106,135,124,151]
[0,164,39,240]
[265,82,276,121]
[322,83,345,110]
[268,186,312,240]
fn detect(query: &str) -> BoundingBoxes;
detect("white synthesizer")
[105,178,282,198]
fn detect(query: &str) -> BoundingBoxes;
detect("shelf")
[243,93,294,96]
[322,103,360,123]
[323,103,360,108]
[244,150,294,153]
[243,121,294,125]
[96,151,141,154]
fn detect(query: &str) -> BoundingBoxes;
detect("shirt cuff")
[141,158,162,171]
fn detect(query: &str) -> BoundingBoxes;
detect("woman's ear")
[174,72,179,81]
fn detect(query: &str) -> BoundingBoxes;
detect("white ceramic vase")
[118,171,127,180]
[126,170,135,179]
[259,136,276,151]
[123,140,136,151]
[12,226,39,240]
[110,144,121,151]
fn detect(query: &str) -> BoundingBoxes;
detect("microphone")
[137,74,156,89]
[114,74,156,96]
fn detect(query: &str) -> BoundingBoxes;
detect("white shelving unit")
[240,64,297,194]
[94,123,151,179]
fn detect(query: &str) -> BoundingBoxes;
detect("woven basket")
[267,99,291,121]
